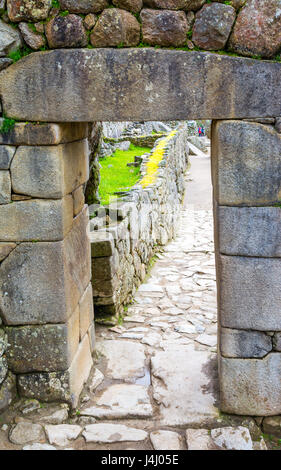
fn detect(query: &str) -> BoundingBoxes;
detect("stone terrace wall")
[0,0,280,75]
[0,121,95,411]
[90,125,189,320]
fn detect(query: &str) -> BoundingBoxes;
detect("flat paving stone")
[96,340,146,380]
[44,424,82,447]
[150,430,183,450]
[83,424,148,443]
[151,344,219,426]
[81,384,153,419]
[211,426,253,451]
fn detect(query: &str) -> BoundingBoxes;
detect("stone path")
[0,150,268,450]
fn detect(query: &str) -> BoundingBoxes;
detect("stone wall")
[90,125,189,320]
[0,121,94,411]
[0,0,280,67]
[212,117,281,416]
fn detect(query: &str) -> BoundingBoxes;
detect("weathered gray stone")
[0,196,73,242]
[0,355,7,384]
[23,443,57,450]
[229,0,281,58]
[90,8,140,47]
[150,430,182,450]
[275,117,281,133]
[212,121,281,205]
[0,170,11,204]
[141,9,188,47]
[89,368,104,393]
[218,206,281,257]
[112,0,142,13]
[81,384,153,419]
[0,122,88,146]
[96,340,145,380]
[151,344,219,426]
[18,22,46,50]
[7,0,51,21]
[45,15,88,49]
[10,140,89,198]
[5,310,79,373]
[192,3,236,50]
[186,429,218,450]
[83,423,148,443]
[0,243,15,262]
[73,186,85,217]
[0,329,7,357]
[273,333,281,351]
[219,353,281,415]
[83,13,98,30]
[144,0,205,9]
[0,206,91,325]
[0,19,22,55]
[79,283,94,340]
[90,231,114,257]
[18,334,92,407]
[0,372,16,412]
[211,427,253,450]
[263,416,281,436]
[0,57,13,71]
[220,328,272,359]
[0,145,16,169]
[45,424,81,447]
[9,422,45,445]
[92,276,118,298]
[60,0,109,13]
[1,50,280,122]
[219,255,281,331]
[92,253,118,280]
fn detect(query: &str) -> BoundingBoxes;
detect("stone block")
[73,185,85,217]
[45,15,88,49]
[217,206,281,257]
[18,22,46,50]
[60,0,109,13]
[212,121,281,206]
[90,8,140,47]
[0,145,16,169]
[263,416,281,437]
[68,334,93,407]
[0,196,73,242]
[92,254,118,281]
[219,353,281,415]
[0,122,88,146]
[220,328,272,359]
[112,0,142,14]
[92,276,118,298]
[229,0,281,59]
[0,19,22,55]
[0,171,11,204]
[0,242,16,262]
[79,283,94,340]
[192,3,236,50]
[10,140,89,199]
[7,0,51,22]
[218,255,281,331]
[88,323,95,353]
[0,206,91,325]
[0,329,7,357]
[90,231,114,257]
[273,333,281,352]
[0,355,7,384]
[140,9,188,47]
[5,308,79,373]
[1,50,281,122]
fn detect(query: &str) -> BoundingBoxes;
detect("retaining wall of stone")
[212,118,281,416]
[0,121,94,411]
[90,124,189,319]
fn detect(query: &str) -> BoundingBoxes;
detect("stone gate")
[0,0,281,418]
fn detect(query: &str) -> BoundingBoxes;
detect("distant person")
[198,126,202,137]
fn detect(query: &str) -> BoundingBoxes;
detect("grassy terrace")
[99,144,151,205]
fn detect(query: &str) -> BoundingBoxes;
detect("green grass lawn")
[99,144,151,205]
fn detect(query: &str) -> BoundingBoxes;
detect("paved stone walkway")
[0,151,268,450]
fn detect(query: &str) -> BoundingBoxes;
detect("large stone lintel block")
[0,50,280,122]
[217,206,281,257]
[10,140,89,199]
[219,353,281,416]
[5,307,79,373]
[212,121,281,205]
[220,327,272,359]
[0,122,88,146]
[0,206,91,325]
[17,334,93,407]
[0,196,73,242]
[218,255,281,331]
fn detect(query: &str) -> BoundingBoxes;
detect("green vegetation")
[0,116,16,134]
[7,45,33,63]
[51,0,60,7]
[99,144,150,205]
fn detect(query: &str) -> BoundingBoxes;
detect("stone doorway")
[0,49,281,427]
